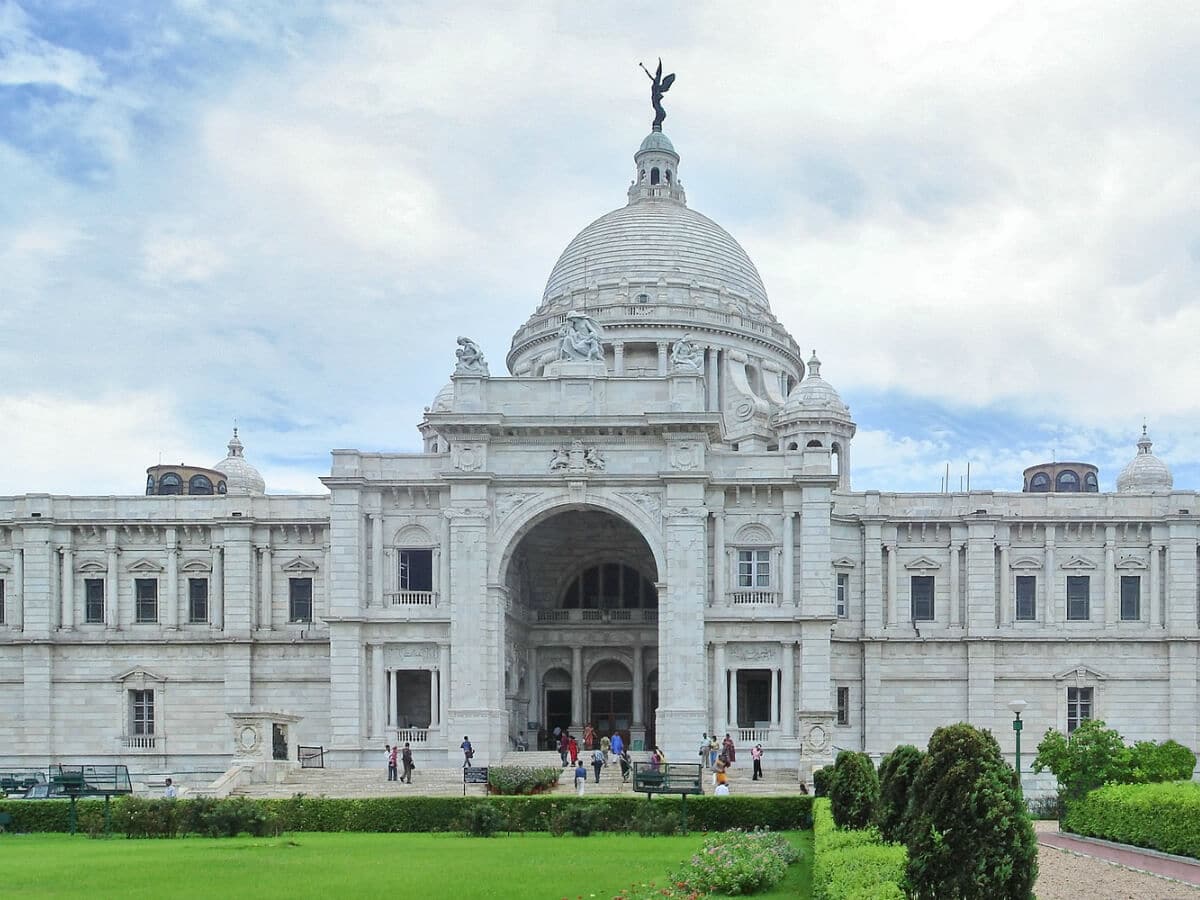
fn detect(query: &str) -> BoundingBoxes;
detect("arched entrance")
[501,505,660,752]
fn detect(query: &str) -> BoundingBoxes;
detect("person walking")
[708,734,719,769]
[401,742,414,784]
[574,760,588,796]
[698,733,710,768]
[568,734,579,766]
[558,731,570,767]
[385,744,396,781]
[460,736,474,768]
[591,746,605,783]
[610,731,624,761]
[723,733,737,766]
[714,753,727,787]
[163,777,179,799]
[751,743,764,781]
[600,733,611,765]
[583,723,595,751]
[648,747,662,773]
[618,748,632,783]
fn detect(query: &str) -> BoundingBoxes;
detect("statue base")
[543,360,608,378]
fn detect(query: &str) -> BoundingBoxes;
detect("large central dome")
[541,201,771,311]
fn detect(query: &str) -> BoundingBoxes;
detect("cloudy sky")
[3,0,1199,495]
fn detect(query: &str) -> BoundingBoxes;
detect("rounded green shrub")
[876,744,923,844]
[812,765,832,798]
[460,803,504,837]
[906,723,1037,899]
[829,750,879,831]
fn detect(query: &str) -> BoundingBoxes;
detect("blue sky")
[3,0,1199,495]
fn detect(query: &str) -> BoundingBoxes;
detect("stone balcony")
[531,608,659,625]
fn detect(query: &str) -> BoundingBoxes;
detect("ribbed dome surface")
[541,201,770,310]
[213,429,266,496]
[1116,429,1173,493]
[778,353,850,419]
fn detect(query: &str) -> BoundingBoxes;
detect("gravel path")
[1034,822,1200,899]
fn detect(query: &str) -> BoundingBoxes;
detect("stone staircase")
[229,749,805,798]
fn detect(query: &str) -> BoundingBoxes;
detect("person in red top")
[723,733,737,765]
[568,734,579,765]
[583,723,595,750]
[558,731,570,767]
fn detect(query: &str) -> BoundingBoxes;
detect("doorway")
[590,689,632,745]
[545,689,571,742]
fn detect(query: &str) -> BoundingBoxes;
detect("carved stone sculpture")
[454,336,489,375]
[671,333,704,373]
[558,312,605,362]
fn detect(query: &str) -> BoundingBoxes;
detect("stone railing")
[737,728,770,744]
[394,728,429,744]
[120,735,160,751]
[387,591,437,607]
[533,608,659,625]
[729,590,779,606]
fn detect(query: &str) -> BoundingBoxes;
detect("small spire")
[807,350,822,378]
[1137,424,1153,455]
[227,427,245,458]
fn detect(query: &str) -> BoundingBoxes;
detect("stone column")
[526,646,538,728]
[258,538,272,630]
[730,666,740,730]
[997,543,1010,625]
[948,541,961,627]
[211,545,225,631]
[371,643,385,738]
[371,513,384,608]
[10,547,23,632]
[428,666,439,728]
[886,543,898,626]
[771,666,780,727]
[656,340,669,376]
[438,643,450,727]
[711,642,726,731]
[628,643,643,728]
[387,670,395,728]
[105,537,119,631]
[1043,526,1056,625]
[165,528,178,630]
[570,645,584,729]
[966,522,997,632]
[613,341,625,376]
[782,511,794,606]
[864,522,883,634]
[1104,527,1117,625]
[706,347,719,410]
[711,512,725,607]
[439,513,451,606]
[60,542,74,630]
[781,641,795,738]
[1150,543,1163,627]
[658,504,710,754]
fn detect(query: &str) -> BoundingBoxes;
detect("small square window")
[1015,575,1037,621]
[289,577,313,623]
[1120,575,1141,621]
[910,576,935,621]
[1067,686,1093,733]
[836,686,850,726]
[188,578,209,624]
[84,578,105,624]
[835,573,849,618]
[135,578,158,623]
[1066,576,1090,621]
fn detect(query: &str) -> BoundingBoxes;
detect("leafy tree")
[906,723,1037,899]
[812,765,833,798]
[828,750,879,830]
[1033,719,1133,805]
[877,743,924,843]
[1130,739,1197,784]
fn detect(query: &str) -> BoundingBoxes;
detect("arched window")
[1084,472,1099,492]
[665,169,672,183]
[145,475,155,496]
[831,442,842,476]
[1029,473,1050,492]
[188,474,214,495]
[650,167,660,185]
[1056,470,1080,492]
[787,442,799,451]
[561,563,657,610]
[640,169,646,182]
[217,480,227,495]
[158,473,183,495]
[806,439,823,448]
[636,292,650,303]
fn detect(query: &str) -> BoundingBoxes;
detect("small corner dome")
[1116,427,1173,494]
[212,428,266,496]
[779,352,851,420]
[638,131,677,155]
[429,382,454,413]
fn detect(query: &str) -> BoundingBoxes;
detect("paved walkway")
[1035,822,1200,898]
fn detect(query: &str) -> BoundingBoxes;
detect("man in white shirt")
[163,777,178,799]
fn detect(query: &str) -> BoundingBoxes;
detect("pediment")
[281,556,320,573]
[1060,556,1096,570]
[125,558,163,573]
[832,557,858,569]
[76,560,106,573]
[1011,556,1042,570]
[904,556,941,571]
[1116,555,1148,570]
[113,667,166,684]
[733,523,775,545]
[1054,664,1107,682]
[180,559,213,573]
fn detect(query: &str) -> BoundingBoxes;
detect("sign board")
[462,766,489,795]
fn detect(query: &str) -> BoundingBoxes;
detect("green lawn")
[3,831,812,899]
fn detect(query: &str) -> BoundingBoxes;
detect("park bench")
[631,762,704,833]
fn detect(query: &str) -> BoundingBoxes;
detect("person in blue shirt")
[610,731,624,759]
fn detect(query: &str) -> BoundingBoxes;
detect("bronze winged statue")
[638,58,675,130]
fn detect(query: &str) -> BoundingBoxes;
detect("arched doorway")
[502,505,660,752]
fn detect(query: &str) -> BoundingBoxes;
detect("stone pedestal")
[543,360,608,378]
[228,711,302,784]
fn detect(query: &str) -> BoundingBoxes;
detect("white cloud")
[0,0,104,95]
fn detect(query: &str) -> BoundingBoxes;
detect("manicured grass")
[758,829,813,898]
[5,830,812,899]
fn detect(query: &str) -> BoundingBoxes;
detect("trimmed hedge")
[1062,781,1200,859]
[828,750,879,830]
[0,794,811,836]
[812,798,905,900]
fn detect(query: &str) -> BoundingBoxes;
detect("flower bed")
[613,830,801,899]
[487,765,562,795]
[1062,781,1200,859]
[811,798,905,900]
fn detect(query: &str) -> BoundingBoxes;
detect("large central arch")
[497,496,663,752]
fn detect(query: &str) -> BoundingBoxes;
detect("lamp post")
[1009,699,1027,791]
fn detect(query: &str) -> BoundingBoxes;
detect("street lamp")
[1009,699,1027,791]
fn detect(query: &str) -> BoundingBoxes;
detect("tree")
[877,743,924,844]
[1033,719,1132,806]
[906,723,1037,899]
[1130,739,1197,784]
[828,749,879,830]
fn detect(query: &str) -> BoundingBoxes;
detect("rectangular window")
[188,578,209,624]
[1067,686,1093,733]
[836,573,849,618]
[1066,576,1090,621]
[131,689,155,736]
[1120,575,1141,621]
[1015,575,1037,621]
[135,578,158,623]
[910,575,935,621]
[836,686,850,726]
[736,550,771,588]
[289,577,313,623]
[398,549,433,592]
[84,578,105,624]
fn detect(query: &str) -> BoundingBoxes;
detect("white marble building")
[2,119,1197,780]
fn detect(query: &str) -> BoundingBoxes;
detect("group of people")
[384,742,416,782]
[698,732,767,792]
[556,724,635,792]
